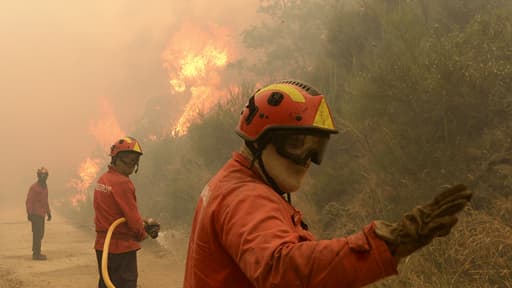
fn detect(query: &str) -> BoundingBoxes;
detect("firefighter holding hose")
[93,136,160,288]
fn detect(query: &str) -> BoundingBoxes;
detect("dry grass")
[369,207,512,288]
[490,195,512,226]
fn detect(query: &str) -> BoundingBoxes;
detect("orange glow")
[68,157,101,208]
[89,97,125,150]
[179,45,228,78]
[69,98,125,208]
[162,23,238,136]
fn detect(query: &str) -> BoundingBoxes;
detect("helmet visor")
[271,132,330,166]
[116,151,141,168]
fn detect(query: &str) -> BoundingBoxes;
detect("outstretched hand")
[375,184,472,259]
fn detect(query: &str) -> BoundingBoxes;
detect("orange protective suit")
[93,166,147,253]
[184,152,398,288]
[26,182,50,217]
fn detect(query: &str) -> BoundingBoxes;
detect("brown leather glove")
[375,184,472,259]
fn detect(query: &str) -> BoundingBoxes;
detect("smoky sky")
[0,0,258,203]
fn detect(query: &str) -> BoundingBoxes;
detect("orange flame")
[89,97,125,150]
[162,23,238,136]
[69,98,125,208]
[69,157,101,208]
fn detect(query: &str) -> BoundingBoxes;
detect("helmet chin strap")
[246,141,310,230]
[245,141,292,204]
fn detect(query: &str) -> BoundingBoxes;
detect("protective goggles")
[270,132,330,166]
[118,156,139,168]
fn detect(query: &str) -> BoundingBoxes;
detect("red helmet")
[37,166,49,175]
[236,80,338,141]
[110,136,143,157]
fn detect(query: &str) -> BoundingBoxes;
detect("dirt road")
[0,204,184,288]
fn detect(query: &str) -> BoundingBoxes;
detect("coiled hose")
[101,217,126,288]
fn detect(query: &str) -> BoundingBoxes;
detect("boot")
[32,253,47,260]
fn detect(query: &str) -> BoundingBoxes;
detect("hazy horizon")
[0,0,259,206]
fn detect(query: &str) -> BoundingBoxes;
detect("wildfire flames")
[67,23,239,207]
[162,23,238,136]
[69,157,100,207]
[89,98,125,149]
[69,98,125,208]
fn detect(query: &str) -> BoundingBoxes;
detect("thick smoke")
[0,0,258,204]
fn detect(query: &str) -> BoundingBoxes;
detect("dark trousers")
[96,250,138,288]
[30,215,45,255]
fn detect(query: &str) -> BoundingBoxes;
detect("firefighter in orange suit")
[26,166,51,260]
[93,136,160,288]
[183,80,472,287]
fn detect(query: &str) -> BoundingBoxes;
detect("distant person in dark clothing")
[26,166,52,260]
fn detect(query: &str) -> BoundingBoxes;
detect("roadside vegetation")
[62,1,512,286]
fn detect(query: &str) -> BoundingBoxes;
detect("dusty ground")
[0,203,184,288]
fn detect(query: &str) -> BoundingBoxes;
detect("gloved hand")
[47,213,52,221]
[27,214,32,222]
[144,218,160,239]
[375,184,472,260]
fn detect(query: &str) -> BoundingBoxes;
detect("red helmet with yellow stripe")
[236,80,338,141]
[110,136,143,157]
